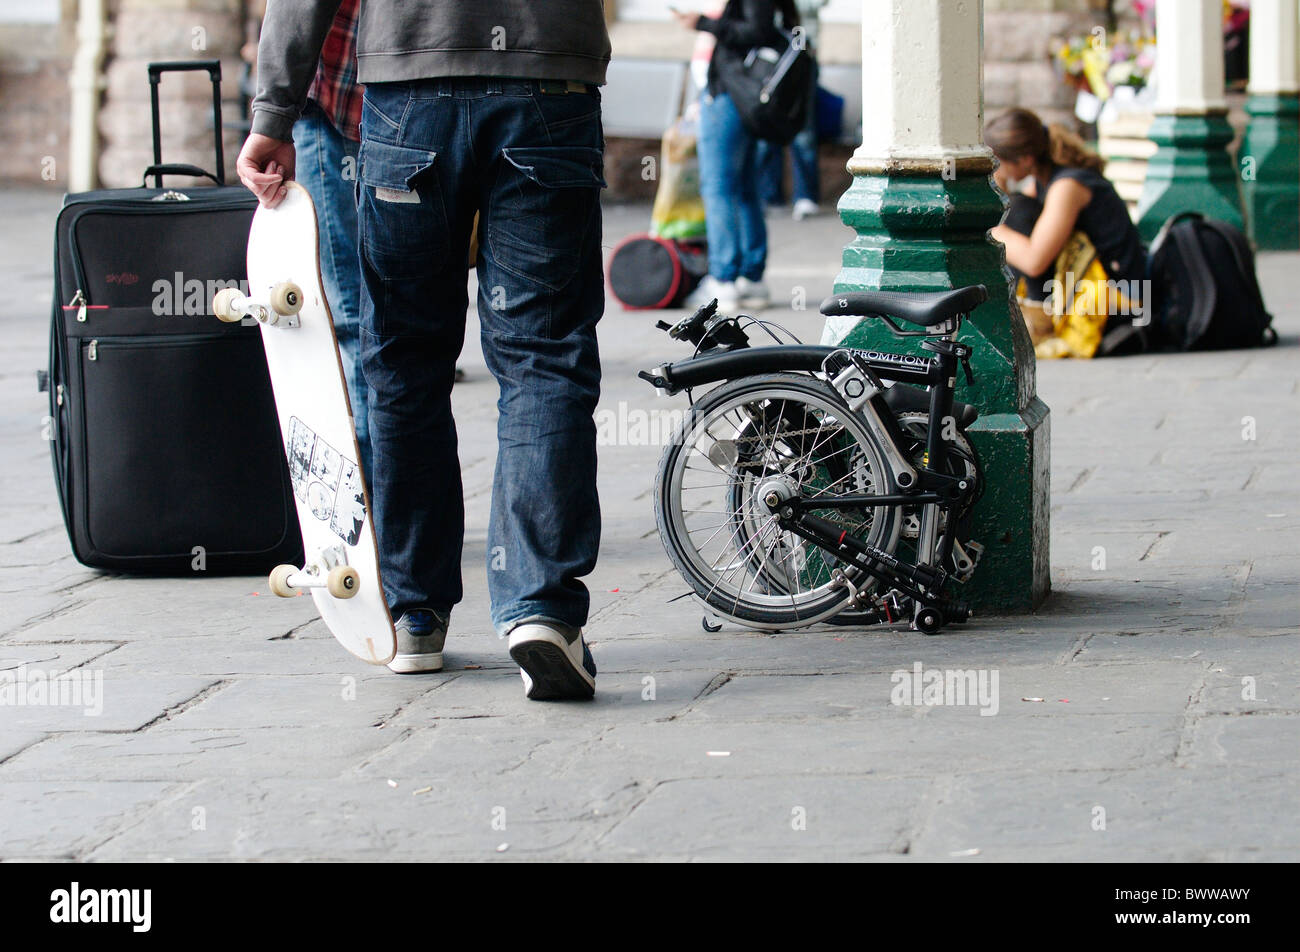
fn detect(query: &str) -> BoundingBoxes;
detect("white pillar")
[852,0,989,171]
[1137,0,1243,239]
[68,0,108,192]
[1153,0,1227,114]
[1248,0,1300,95]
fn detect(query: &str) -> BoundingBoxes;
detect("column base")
[826,164,1050,613]
[964,403,1051,613]
[1136,112,1245,243]
[1242,94,1300,251]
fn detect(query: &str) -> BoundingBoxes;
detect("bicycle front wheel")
[654,374,900,630]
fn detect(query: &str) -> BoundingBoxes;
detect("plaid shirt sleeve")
[304,0,362,142]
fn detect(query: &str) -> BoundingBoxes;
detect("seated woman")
[986,108,1148,357]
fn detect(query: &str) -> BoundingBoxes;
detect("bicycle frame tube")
[644,345,938,396]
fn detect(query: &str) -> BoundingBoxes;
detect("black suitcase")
[45,60,301,574]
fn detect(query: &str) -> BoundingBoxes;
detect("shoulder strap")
[1169,220,1219,346]
[1149,211,1203,259]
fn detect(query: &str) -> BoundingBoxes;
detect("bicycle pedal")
[950,539,984,584]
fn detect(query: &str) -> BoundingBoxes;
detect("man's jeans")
[357,79,604,634]
[292,102,371,477]
[696,91,767,283]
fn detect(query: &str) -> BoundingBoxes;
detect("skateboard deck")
[213,181,395,665]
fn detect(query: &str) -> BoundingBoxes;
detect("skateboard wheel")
[270,281,304,317]
[212,287,243,323]
[269,563,298,598]
[327,565,361,599]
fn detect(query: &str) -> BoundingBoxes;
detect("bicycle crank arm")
[778,510,947,604]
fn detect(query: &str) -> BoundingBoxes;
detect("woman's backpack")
[1147,213,1277,351]
[713,30,813,144]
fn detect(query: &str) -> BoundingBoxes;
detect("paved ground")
[1,186,1296,862]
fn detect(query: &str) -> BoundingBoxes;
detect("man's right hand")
[237,132,297,208]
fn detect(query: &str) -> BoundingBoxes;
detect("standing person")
[675,0,799,313]
[755,0,826,220]
[238,1,610,700]
[290,0,370,481]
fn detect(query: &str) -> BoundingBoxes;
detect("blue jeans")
[755,126,820,206]
[292,101,371,479]
[696,91,766,283]
[357,79,604,633]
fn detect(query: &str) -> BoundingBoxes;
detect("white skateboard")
[213,181,395,665]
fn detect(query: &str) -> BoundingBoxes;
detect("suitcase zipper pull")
[71,289,88,323]
[87,339,98,361]
[56,384,65,406]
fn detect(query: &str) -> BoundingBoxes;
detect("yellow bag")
[650,119,707,240]
[1024,231,1134,359]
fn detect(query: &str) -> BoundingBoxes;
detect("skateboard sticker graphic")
[330,460,366,545]
[286,418,312,502]
[286,416,365,546]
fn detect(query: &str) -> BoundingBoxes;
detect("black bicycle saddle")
[819,286,989,327]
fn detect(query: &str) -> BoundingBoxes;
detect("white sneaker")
[793,199,820,221]
[735,277,770,310]
[507,619,596,700]
[684,276,739,313]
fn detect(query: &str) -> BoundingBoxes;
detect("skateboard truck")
[269,545,360,600]
[213,282,304,328]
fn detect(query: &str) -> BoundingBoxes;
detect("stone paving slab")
[595,775,928,860]
[0,727,421,782]
[914,767,1300,861]
[0,781,184,859]
[83,775,647,861]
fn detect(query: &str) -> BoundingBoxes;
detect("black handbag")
[713,29,813,144]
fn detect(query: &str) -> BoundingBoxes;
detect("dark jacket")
[251,0,612,142]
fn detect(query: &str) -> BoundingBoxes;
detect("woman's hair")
[984,108,1106,174]
[776,0,800,30]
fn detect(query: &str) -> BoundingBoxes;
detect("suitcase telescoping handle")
[143,60,226,188]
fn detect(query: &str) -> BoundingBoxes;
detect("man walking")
[238,2,610,700]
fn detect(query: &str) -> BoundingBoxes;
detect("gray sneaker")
[506,618,596,700]
[388,610,449,673]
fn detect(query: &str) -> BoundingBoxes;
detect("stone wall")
[985,0,1110,129]
[98,0,246,188]
[0,14,75,185]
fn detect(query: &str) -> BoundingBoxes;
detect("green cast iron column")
[1135,111,1245,242]
[1242,94,1300,250]
[824,156,1051,614]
